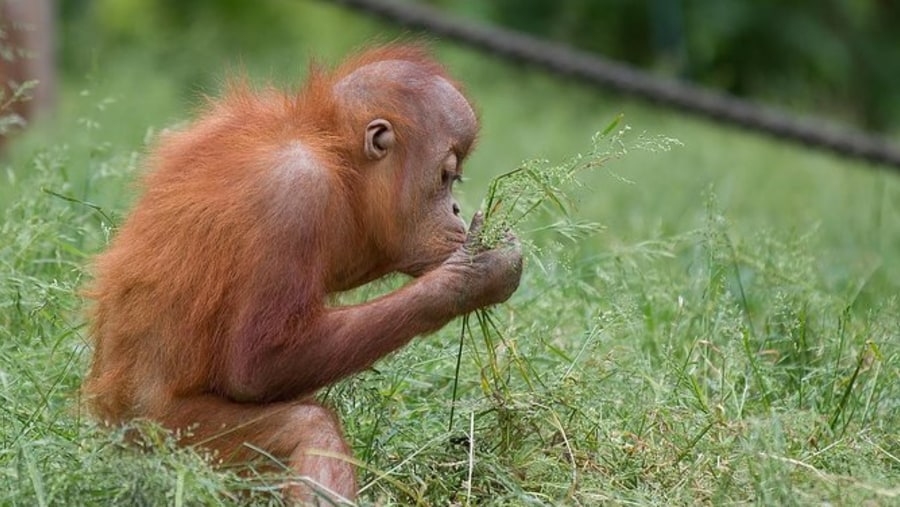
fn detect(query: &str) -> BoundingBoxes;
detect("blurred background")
[433,0,900,134]
[4,0,900,142]
[4,0,899,275]
[2,0,899,282]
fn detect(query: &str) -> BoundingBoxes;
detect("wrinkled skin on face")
[336,59,480,277]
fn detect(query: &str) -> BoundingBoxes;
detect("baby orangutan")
[83,45,522,503]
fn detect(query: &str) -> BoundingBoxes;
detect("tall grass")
[2,2,899,504]
[448,116,681,430]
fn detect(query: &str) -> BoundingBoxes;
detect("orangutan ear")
[364,119,394,160]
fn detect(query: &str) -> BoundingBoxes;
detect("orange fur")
[83,43,520,502]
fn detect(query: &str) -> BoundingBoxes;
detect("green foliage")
[449,118,683,439]
[2,2,899,505]
[478,116,682,247]
[424,0,900,132]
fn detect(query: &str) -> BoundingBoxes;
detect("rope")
[328,0,900,171]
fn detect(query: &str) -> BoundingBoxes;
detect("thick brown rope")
[328,0,900,171]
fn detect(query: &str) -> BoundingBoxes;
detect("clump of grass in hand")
[448,115,682,430]
[479,115,681,247]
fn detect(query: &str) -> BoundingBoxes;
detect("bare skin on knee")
[286,407,356,503]
[159,397,355,502]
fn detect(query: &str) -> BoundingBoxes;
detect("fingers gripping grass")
[448,117,682,434]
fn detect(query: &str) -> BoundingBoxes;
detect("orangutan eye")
[441,152,461,186]
[442,170,462,186]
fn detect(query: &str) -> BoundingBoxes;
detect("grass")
[1,2,899,505]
